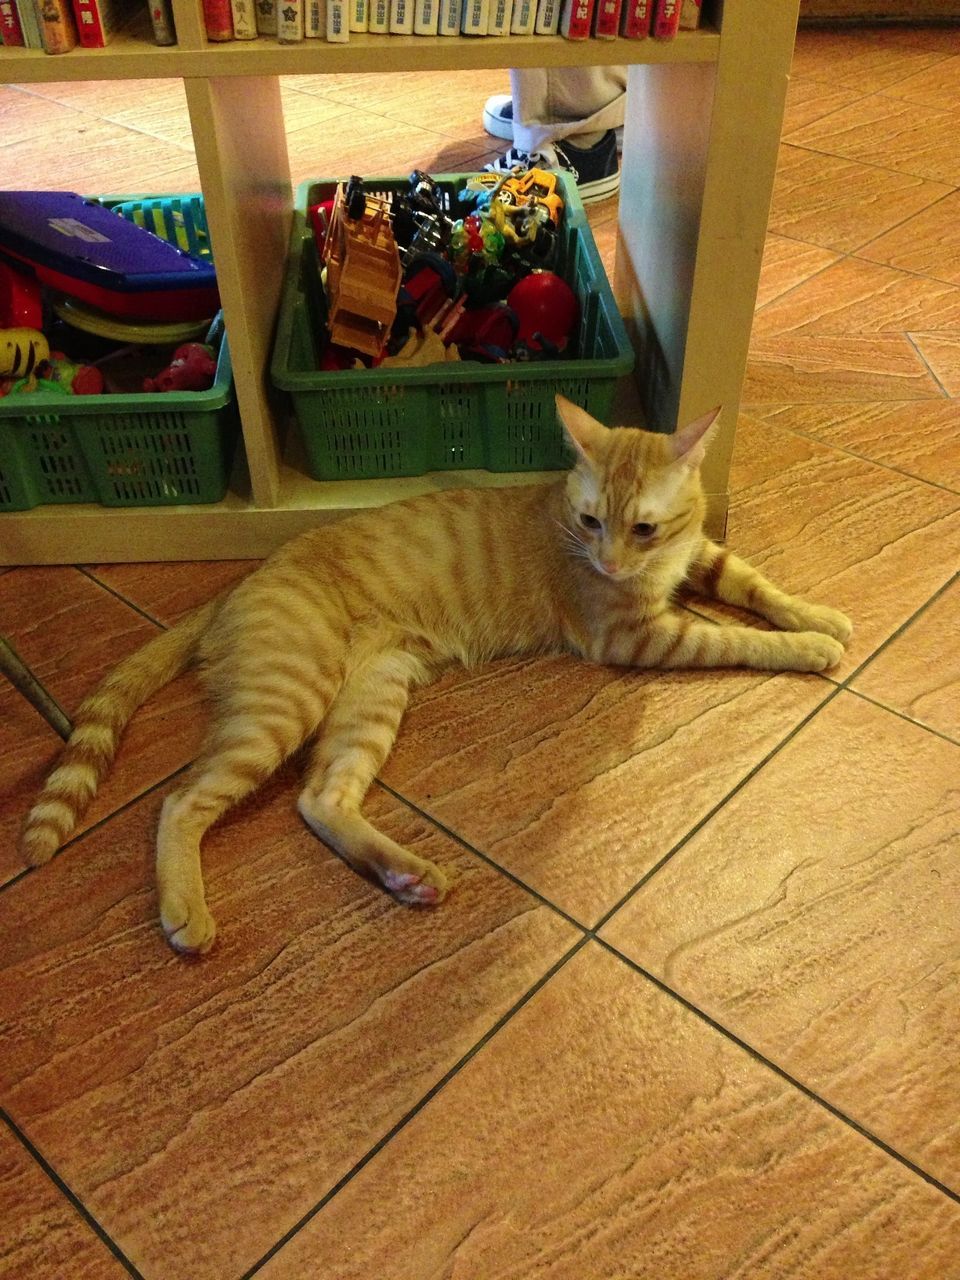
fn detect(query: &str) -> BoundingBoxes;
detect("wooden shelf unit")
[0,0,800,564]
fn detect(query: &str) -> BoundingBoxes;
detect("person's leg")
[483,66,626,202]
[511,65,626,154]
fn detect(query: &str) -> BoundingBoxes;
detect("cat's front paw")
[790,631,845,672]
[799,602,852,644]
[775,601,853,644]
[160,891,217,955]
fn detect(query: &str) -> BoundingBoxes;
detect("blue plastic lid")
[0,192,218,294]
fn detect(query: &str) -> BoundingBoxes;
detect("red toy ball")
[507,271,579,351]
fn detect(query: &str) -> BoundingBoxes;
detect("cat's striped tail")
[20,596,220,867]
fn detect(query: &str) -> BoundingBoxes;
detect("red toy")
[143,342,217,393]
[507,271,578,352]
[39,352,104,396]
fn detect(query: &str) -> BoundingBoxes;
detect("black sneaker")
[483,130,620,204]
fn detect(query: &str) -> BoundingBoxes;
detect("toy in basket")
[0,193,239,514]
[321,177,402,359]
[272,171,634,481]
[0,192,219,322]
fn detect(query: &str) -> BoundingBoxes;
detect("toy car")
[494,169,564,226]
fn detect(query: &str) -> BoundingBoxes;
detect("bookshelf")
[0,0,800,564]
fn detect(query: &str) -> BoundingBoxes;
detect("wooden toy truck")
[322,178,402,358]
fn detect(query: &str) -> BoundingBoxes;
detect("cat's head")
[556,395,720,582]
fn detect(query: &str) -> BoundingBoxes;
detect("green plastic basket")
[0,195,239,513]
[271,173,634,481]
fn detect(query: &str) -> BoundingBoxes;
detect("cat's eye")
[633,522,657,538]
[579,513,602,531]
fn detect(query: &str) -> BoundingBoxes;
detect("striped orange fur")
[22,397,852,955]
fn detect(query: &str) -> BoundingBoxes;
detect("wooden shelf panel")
[0,28,719,84]
[0,467,556,564]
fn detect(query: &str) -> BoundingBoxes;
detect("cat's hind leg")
[687,540,853,643]
[157,672,336,954]
[297,647,448,906]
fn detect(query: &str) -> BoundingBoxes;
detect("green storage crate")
[0,194,239,513]
[271,173,634,481]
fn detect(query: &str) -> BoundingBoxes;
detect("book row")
[0,0,175,50]
[201,0,702,41]
[0,0,701,50]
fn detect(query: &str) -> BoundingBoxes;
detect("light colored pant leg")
[510,65,627,154]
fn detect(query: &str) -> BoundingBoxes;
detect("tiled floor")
[2,23,960,1280]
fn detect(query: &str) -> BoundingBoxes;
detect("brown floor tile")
[748,402,960,494]
[0,1125,130,1279]
[0,686,61,889]
[754,234,840,310]
[0,567,208,830]
[0,773,575,1280]
[290,68,509,141]
[781,76,865,136]
[602,693,960,1191]
[784,93,960,188]
[752,256,960,337]
[0,117,198,194]
[911,332,960,395]
[768,144,952,254]
[878,51,960,112]
[0,85,100,148]
[789,27,954,93]
[278,86,356,135]
[85,560,260,627]
[723,416,960,678]
[286,114,498,189]
[382,655,829,924]
[857,190,960,288]
[743,332,944,402]
[258,943,960,1280]
[852,578,960,741]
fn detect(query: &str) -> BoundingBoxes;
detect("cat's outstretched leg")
[686,540,853,642]
[593,609,844,672]
[298,647,447,906]
[157,675,335,955]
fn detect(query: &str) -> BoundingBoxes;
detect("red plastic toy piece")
[143,342,217,393]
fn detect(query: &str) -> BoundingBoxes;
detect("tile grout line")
[844,685,960,749]
[374,778,588,932]
[0,1109,146,1280]
[236,935,590,1280]
[590,679,844,933]
[904,331,954,398]
[77,567,170,631]
[745,418,960,500]
[777,137,955,195]
[594,938,960,1207]
[0,761,194,898]
[832,568,960,690]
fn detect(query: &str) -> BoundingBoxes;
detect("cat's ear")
[669,406,721,468]
[556,395,607,462]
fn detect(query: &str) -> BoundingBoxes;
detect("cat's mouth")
[593,561,637,582]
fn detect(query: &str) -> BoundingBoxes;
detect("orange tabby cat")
[22,397,851,955]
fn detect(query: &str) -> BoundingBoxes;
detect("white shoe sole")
[482,94,514,141]
[576,171,621,204]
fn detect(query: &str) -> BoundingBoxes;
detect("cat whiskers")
[553,519,593,566]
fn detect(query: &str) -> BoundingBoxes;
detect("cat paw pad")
[382,864,447,906]
[161,895,217,956]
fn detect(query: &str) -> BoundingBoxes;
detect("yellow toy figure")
[1,328,49,378]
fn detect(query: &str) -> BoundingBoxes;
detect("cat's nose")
[601,560,620,575]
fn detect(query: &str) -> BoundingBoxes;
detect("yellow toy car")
[494,168,564,226]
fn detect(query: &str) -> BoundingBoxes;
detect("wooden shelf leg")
[615,0,801,533]
[184,76,293,509]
